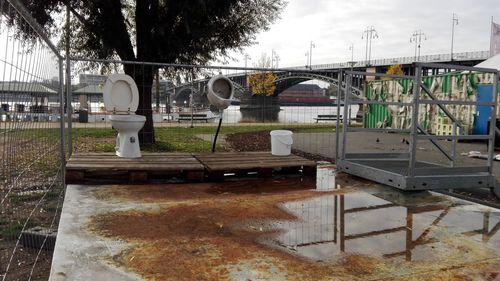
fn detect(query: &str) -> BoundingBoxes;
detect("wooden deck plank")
[66,163,204,171]
[198,158,314,165]
[66,151,316,184]
[66,152,205,183]
[194,151,316,179]
[68,160,198,164]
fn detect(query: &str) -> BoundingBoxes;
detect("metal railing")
[305,50,490,70]
[337,62,499,190]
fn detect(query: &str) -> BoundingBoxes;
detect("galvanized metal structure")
[336,63,500,191]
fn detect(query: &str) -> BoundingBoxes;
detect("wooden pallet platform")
[66,152,205,184]
[194,151,316,181]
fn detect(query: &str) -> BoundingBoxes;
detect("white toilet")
[103,74,146,158]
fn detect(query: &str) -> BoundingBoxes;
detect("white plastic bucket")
[316,161,336,191]
[270,130,293,156]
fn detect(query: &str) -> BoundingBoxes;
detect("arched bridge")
[169,50,490,104]
[170,70,362,105]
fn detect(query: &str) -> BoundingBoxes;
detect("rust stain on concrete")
[88,176,500,281]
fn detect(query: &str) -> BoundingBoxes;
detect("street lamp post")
[410,30,427,62]
[243,53,251,88]
[348,43,355,71]
[243,53,251,70]
[362,26,378,66]
[271,49,280,68]
[309,41,315,69]
[273,54,280,68]
[451,13,459,61]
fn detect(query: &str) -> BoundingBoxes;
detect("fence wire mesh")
[0,0,64,280]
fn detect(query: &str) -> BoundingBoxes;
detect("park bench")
[313,114,343,123]
[177,113,215,123]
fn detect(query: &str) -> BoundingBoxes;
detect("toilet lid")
[103,74,139,112]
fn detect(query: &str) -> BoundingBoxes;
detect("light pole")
[362,26,378,66]
[243,53,251,70]
[451,13,459,61]
[271,49,275,68]
[309,41,315,69]
[273,53,280,68]
[410,30,427,62]
[271,49,280,68]
[348,43,355,71]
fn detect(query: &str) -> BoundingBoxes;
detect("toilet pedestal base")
[115,132,142,158]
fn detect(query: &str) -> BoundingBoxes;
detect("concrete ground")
[50,177,500,281]
[293,131,500,181]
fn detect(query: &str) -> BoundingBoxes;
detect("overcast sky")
[227,0,500,68]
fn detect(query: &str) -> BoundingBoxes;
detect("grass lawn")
[72,124,335,153]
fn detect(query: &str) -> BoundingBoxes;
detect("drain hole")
[388,179,393,182]
[422,183,427,186]
[478,181,483,184]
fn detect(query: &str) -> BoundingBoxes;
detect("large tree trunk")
[133,0,156,145]
[124,64,155,145]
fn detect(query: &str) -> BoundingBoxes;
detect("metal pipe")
[65,1,72,157]
[69,57,339,74]
[58,58,66,185]
[420,84,462,128]
[409,65,422,177]
[417,135,491,140]
[416,126,453,162]
[415,62,497,73]
[345,71,414,80]
[451,122,457,167]
[341,73,351,162]
[335,70,342,164]
[486,71,499,174]
[451,13,458,61]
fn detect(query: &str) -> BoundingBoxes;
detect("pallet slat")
[194,151,316,180]
[66,151,316,184]
[66,153,204,184]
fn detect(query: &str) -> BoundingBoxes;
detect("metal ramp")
[336,62,499,191]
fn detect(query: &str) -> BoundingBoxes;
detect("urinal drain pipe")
[212,111,223,152]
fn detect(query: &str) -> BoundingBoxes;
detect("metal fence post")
[65,2,73,157]
[59,59,66,183]
[409,64,421,178]
[335,70,342,164]
[487,71,499,174]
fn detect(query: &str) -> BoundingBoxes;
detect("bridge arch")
[273,72,361,97]
[172,86,198,105]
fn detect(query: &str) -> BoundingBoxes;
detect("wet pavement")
[50,175,500,281]
[274,191,499,264]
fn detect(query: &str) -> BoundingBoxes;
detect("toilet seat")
[103,74,139,114]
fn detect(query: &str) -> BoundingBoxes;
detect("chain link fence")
[0,0,65,280]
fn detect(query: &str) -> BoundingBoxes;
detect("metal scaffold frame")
[336,62,500,191]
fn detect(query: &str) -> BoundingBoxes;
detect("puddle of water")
[273,190,500,263]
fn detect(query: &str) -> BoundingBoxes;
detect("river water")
[222,105,359,124]
[63,103,360,124]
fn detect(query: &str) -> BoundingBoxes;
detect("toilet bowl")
[103,73,146,158]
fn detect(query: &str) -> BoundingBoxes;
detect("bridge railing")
[308,50,490,70]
